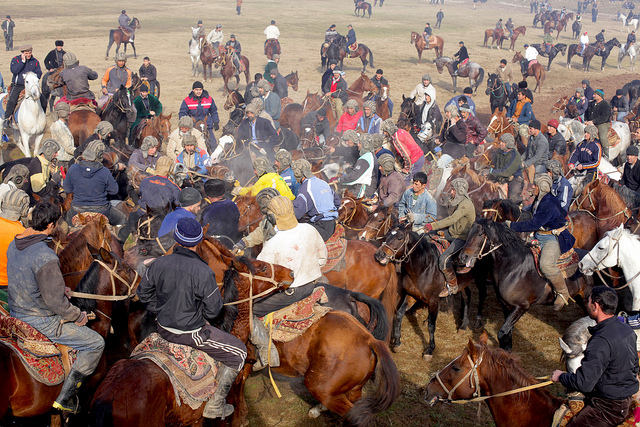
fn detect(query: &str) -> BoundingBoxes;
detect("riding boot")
[549,272,570,311]
[52,369,88,414]
[202,364,240,419]
[250,315,280,370]
[438,268,459,298]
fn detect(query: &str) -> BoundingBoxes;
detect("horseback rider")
[269,68,288,100]
[201,178,241,243]
[0,165,29,211]
[232,157,294,200]
[129,135,160,173]
[372,153,405,210]
[422,23,433,46]
[130,85,162,142]
[44,40,65,72]
[546,119,567,161]
[488,133,525,204]
[323,66,348,115]
[336,99,363,134]
[585,89,611,157]
[552,286,639,426]
[627,30,636,49]
[176,133,211,176]
[139,57,158,95]
[98,51,133,109]
[506,17,514,38]
[452,41,469,76]
[546,158,573,211]
[195,20,205,40]
[345,24,357,56]
[337,134,379,198]
[4,44,45,128]
[50,103,75,166]
[167,116,207,160]
[496,59,513,96]
[410,73,436,108]
[206,23,223,51]
[618,145,640,196]
[522,43,538,73]
[225,34,244,74]
[322,60,337,93]
[118,10,135,41]
[325,24,340,44]
[7,202,106,414]
[235,102,278,160]
[28,139,61,203]
[0,188,28,297]
[158,187,202,237]
[543,31,554,54]
[73,121,115,159]
[302,107,331,145]
[250,97,277,130]
[357,100,382,134]
[568,124,602,183]
[580,30,589,56]
[178,81,220,150]
[424,178,476,298]
[582,79,595,101]
[399,171,437,233]
[257,79,281,128]
[507,174,574,310]
[371,69,394,116]
[460,103,487,157]
[522,119,549,183]
[60,52,98,102]
[508,89,535,144]
[137,217,247,419]
[495,18,503,31]
[231,187,279,256]
[566,87,588,120]
[595,28,606,53]
[264,54,279,84]
[275,150,300,196]
[291,159,341,241]
[611,88,629,122]
[264,20,280,55]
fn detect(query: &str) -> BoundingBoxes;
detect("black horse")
[530,43,567,71]
[100,85,135,146]
[572,19,582,39]
[566,41,605,72]
[485,73,509,113]
[458,219,592,351]
[622,79,640,110]
[593,38,622,71]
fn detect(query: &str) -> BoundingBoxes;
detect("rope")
[68,259,139,301]
[448,381,554,404]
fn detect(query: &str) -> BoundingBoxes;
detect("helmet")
[63,52,79,68]
[341,129,360,145]
[3,164,29,190]
[257,79,271,92]
[363,100,376,115]
[291,159,312,182]
[182,133,197,147]
[83,140,105,162]
[372,134,385,151]
[115,51,127,63]
[53,102,70,119]
[141,135,159,152]
[534,174,553,194]
[381,119,397,136]
[359,134,374,156]
[546,158,563,179]
[94,121,114,139]
[266,196,297,231]
[274,149,292,170]
[0,188,30,222]
[256,187,280,214]
[378,153,395,176]
[178,115,194,129]
[39,139,61,161]
[252,156,274,176]
[344,99,359,112]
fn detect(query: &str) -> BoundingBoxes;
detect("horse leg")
[418,49,422,64]
[308,404,328,419]
[452,76,457,94]
[498,305,527,351]
[390,292,408,351]
[131,42,137,59]
[457,286,471,333]
[422,299,439,360]
[235,75,240,91]
[471,266,488,331]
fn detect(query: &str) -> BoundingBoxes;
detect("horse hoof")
[308,404,327,419]
[422,353,433,361]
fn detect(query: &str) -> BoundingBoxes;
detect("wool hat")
[459,103,472,113]
[333,66,342,73]
[616,89,624,96]
[230,34,236,38]
[174,217,203,247]
[178,115,194,129]
[547,119,559,129]
[63,52,79,68]
[500,133,516,150]
[155,156,173,176]
[575,87,584,96]
[582,79,590,85]
[445,103,460,117]
[518,81,528,89]
[345,99,359,111]
[139,85,149,92]
[95,121,114,139]
[524,44,529,48]
[192,81,204,90]
[378,153,396,175]
[179,187,202,207]
[244,103,258,115]
[271,20,276,24]
[584,124,598,141]
[204,178,226,198]
[19,44,33,52]
[627,145,639,156]
[463,87,473,95]
[266,196,298,231]
[83,140,105,162]
[198,20,203,24]
[594,89,605,98]
[0,188,30,222]
[250,97,265,112]
[317,107,327,117]
[534,174,553,194]
[141,136,159,151]
[54,102,70,119]
[422,74,431,81]
[115,51,127,62]
[529,119,541,130]
[272,54,280,60]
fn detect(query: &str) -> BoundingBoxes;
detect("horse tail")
[91,394,115,427]
[343,340,400,427]
[349,291,389,341]
[368,4,372,17]
[476,67,485,89]
[368,47,374,67]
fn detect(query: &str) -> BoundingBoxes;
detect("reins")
[585,234,640,291]
[68,259,139,301]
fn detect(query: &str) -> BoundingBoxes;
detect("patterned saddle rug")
[0,313,76,386]
[429,233,451,256]
[118,26,133,38]
[553,397,639,427]
[57,97,98,112]
[322,224,347,273]
[258,286,331,343]
[530,246,580,279]
[131,332,220,410]
[527,59,539,68]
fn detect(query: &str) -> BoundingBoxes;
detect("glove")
[424,223,433,231]
[504,220,512,227]
[213,123,220,131]
[230,186,242,196]
[48,163,58,175]
[406,211,415,223]
[145,167,155,174]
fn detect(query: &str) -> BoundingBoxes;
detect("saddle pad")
[608,126,622,148]
[0,314,76,386]
[460,58,469,66]
[528,59,539,68]
[131,332,219,410]
[259,286,331,343]
[554,399,638,427]
[429,234,451,256]
[530,246,579,279]
[322,224,347,273]
[71,212,109,228]
[118,26,132,37]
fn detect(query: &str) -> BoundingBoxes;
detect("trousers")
[253,282,315,317]
[438,233,466,270]
[536,232,562,278]
[5,84,47,118]
[567,396,632,427]
[70,204,127,226]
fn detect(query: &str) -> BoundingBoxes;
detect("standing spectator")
[436,9,444,29]
[236,0,243,15]
[60,52,98,101]
[201,179,240,243]
[611,89,629,121]
[179,81,220,150]
[591,2,598,22]
[1,15,14,51]
[577,0,582,14]
[4,44,45,128]
[586,89,611,157]
[139,57,158,96]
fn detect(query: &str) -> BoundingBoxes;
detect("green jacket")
[264,60,277,84]
[132,94,163,128]
[491,148,522,179]
[430,198,475,240]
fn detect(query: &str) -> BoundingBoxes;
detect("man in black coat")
[4,44,46,128]
[552,286,639,427]
[621,145,640,192]
[452,41,469,75]
[236,103,278,161]
[270,67,288,100]
[44,40,65,72]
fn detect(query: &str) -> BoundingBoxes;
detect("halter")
[219,135,246,161]
[136,214,168,254]
[571,186,631,221]
[486,115,512,136]
[380,230,428,263]
[487,77,505,98]
[68,258,140,301]
[223,262,288,306]
[361,212,394,241]
[585,234,640,290]
[340,197,365,231]
[238,203,263,235]
[481,208,502,221]
[475,234,503,260]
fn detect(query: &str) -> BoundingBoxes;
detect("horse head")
[374,223,412,265]
[211,134,236,163]
[191,27,199,38]
[23,72,41,99]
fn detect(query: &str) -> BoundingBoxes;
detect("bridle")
[481,208,502,221]
[487,77,505,98]
[238,203,263,235]
[486,115,512,135]
[68,258,140,301]
[584,234,640,290]
[379,230,427,263]
[571,185,631,221]
[340,197,365,231]
[474,234,503,260]
[136,214,168,254]
[361,212,393,241]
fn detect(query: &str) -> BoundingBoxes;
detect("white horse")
[629,18,640,33]
[609,121,631,164]
[11,72,46,157]
[618,43,637,70]
[190,27,201,76]
[579,224,640,310]
[619,11,628,30]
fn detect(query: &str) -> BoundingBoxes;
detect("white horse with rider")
[11,71,46,158]
[618,43,637,70]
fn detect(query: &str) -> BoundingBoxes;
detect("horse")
[200,43,218,82]
[594,38,622,71]
[105,17,140,59]
[11,72,46,158]
[347,73,378,110]
[410,31,444,63]
[41,67,64,113]
[572,19,582,39]
[301,91,338,131]
[356,206,396,244]
[440,163,502,214]
[211,135,255,186]
[508,26,527,51]
[544,19,565,40]
[486,108,516,139]
[354,0,372,18]
[134,113,172,148]
[375,224,473,359]
[618,43,638,70]
[425,332,565,427]
[338,191,372,239]
[285,71,299,93]
[189,27,201,76]
[223,90,245,111]
[214,51,250,95]
[623,80,640,111]
[433,56,485,94]
[483,28,507,50]
[485,73,509,113]
[529,43,567,71]
[458,219,592,350]
[265,39,280,60]
[326,37,374,73]
[100,85,134,146]
[67,109,102,146]
[279,102,304,137]
[512,52,545,93]
[566,41,605,72]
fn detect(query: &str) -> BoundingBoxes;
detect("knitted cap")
[594,89,604,98]
[174,217,203,247]
[627,145,639,156]
[179,187,202,207]
[178,115,194,129]
[547,119,559,129]
[528,119,541,130]
[317,107,327,117]
[63,52,79,68]
[192,81,204,90]
[459,104,472,113]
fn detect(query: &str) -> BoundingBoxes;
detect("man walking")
[1,16,14,51]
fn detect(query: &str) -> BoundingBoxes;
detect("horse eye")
[451,364,460,372]
[140,248,148,256]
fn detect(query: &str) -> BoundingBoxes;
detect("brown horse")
[67,109,102,146]
[357,206,396,243]
[285,70,299,92]
[0,247,139,422]
[551,95,569,113]
[512,51,545,93]
[279,102,304,137]
[347,73,378,110]
[410,31,444,63]
[105,17,140,59]
[566,41,605,72]
[265,39,280,60]
[326,38,374,73]
[214,51,250,95]
[375,83,391,120]
[440,163,502,213]
[234,195,262,237]
[301,91,337,130]
[200,43,218,82]
[223,90,245,110]
[135,113,172,148]
[426,332,564,427]
[486,109,516,139]
[483,28,507,50]
[354,0,372,18]
[508,26,527,51]
[338,191,372,239]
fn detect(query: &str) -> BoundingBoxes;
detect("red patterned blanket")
[259,286,331,343]
[0,314,76,386]
[322,224,347,273]
[530,247,579,279]
[131,332,219,410]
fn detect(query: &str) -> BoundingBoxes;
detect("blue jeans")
[14,313,105,375]
[580,43,586,55]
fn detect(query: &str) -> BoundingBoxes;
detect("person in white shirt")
[264,20,280,55]
[580,31,589,55]
[409,73,437,107]
[521,43,539,73]
[206,24,223,50]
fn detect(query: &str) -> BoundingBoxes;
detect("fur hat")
[182,133,198,147]
[378,153,396,175]
[317,107,327,117]
[95,121,114,139]
[83,140,105,162]
[204,179,226,198]
[500,133,516,150]
[534,174,553,194]
[272,54,280,60]
[174,217,203,247]
[3,165,29,190]
[179,187,202,207]
[39,139,60,161]
[257,79,271,92]
[422,74,431,82]
[381,119,397,135]
[63,52,79,68]
[450,178,470,206]
[584,124,598,141]
[582,79,590,86]
[445,103,460,117]
[546,158,563,179]
[55,40,64,47]
[253,156,275,176]
[363,100,376,114]
[0,188,29,222]
[178,115,194,129]
[155,156,173,176]
[141,136,159,152]
[266,196,298,231]
[575,87,585,96]
[115,51,127,62]
[250,97,265,112]
[245,103,258,115]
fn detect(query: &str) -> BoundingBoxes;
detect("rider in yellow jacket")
[232,157,294,200]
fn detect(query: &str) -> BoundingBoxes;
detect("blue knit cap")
[174,217,203,247]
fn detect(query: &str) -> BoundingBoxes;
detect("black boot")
[52,369,88,414]
[202,364,240,419]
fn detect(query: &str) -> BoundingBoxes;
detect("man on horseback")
[130,85,162,142]
[627,30,636,49]
[552,286,639,425]
[323,67,348,116]
[410,74,436,108]
[60,52,99,102]
[0,188,28,292]
[546,158,573,211]
[495,18,503,31]
[496,59,513,96]
[7,202,105,414]
[372,153,405,209]
[202,179,240,242]
[264,54,279,84]
[179,81,220,150]
[206,24,223,51]
[422,23,433,46]
[98,51,132,109]
[610,89,629,122]
[522,119,549,183]
[522,43,539,73]
[568,124,602,183]
[508,174,574,310]
[257,79,281,128]
[138,217,247,419]
[325,23,341,48]
[543,31,554,54]
[44,40,65,72]
[452,41,469,76]
[118,10,135,41]
[264,20,280,55]
[50,103,75,167]
[566,87,588,120]
[28,139,61,202]
[594,29,606,53]
[235,103,278,160]
[508,89,535,143]
[0,165,29,214]
[4,44,45,129]
[139,57,158,96]
[345,24,357,57]
[436,9,444,29]
[580,30,589,56]
[488,133,524,204]
[233,157,294,199]
[506,17,514,39]
[546,119,567,160]
[129,135,160,173]
[585,89,610,157]
[336,99,363,133]
[225,34,244,74]
[619,145,640,196]
[357,100,382,134]
[176,133,211,177]
[337,135,379,198]
[371,69,394,116]
[269,68,288,100]
[399,171,437,233]
[167,116,207,160]
[231,187,279,256]
[302,107,331,145]
[275,150,300,196]
[158,187,202,237]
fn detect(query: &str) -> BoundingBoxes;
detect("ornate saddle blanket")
[131,332,220,410]
[349,42,358,51]
[0,313,77,386]
[553,397,638,427]
[528,59,539,68]
[131,119,150,141]
[258,286,331,343]
[57,97,98,113]
[71,211,109,228]
[530,246,580,279]
[322,224,347,273]
[280,97,294,109]
[2,87,25,113]
[429,233,451,256]
[608,125,622,148]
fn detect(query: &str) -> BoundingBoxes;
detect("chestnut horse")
[265,39,280,60]
[410,31,444,63]
[67,109,102,146]
[200,43,218,82]
[347,73,378,110]
[483,28,507,50]
[135,113,172,148]
[301,91,337,130]
[512,51,545,93]
[354,0,372,18]
[105,17,140,59]
[338,191,372,239]
[214,51,250,95]
[508,26,527,51]
[566,41,604,72]
[279,102,304,137]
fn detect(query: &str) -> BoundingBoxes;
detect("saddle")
[530,245,580,279]
[131,332,220,410]
[257,286,331,342]
[57,97,98,113]
[528,59,539,68]
[322,224,347,273]
[553,398,639,427]
[2,87,25,115]
[428,233,451,256]
[131,119,150,142]
[280,97,294,109]
[0,312,77,386]
[118,26,132,37]
[348,42,359,57]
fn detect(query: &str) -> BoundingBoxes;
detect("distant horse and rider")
[106,17,140,59]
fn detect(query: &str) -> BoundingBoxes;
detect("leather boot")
[438,268,459,298]
[52,369,88,413]
[549,272,570,311]
[202,364,240,419]
[250,315,279,371]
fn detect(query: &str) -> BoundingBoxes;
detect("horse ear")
[202,223,210,236]
[478,330,489,346]
[78,212,86,224]
[558,337,573,354]
[467,338,478,359]
[168,113,173,119]
[87,243,99,256]
[613,223,624,238]
[98,247,113,263]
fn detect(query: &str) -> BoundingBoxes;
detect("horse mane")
[594,180,629,216]
[497,199,522,220]
[71,261,101,313]
[478,218,528,255]
[58,220,104,268]
[202,234,235,259]
[220,257,256,333]
[462,166,483,187]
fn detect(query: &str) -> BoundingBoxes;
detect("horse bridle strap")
[477,235,503,260]
[68,259,139,301]
[222,263,285,305]
[586,236,640,291]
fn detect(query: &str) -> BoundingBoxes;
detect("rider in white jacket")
[580,31,589,55]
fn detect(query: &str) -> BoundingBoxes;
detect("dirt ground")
[1,0,637,425]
